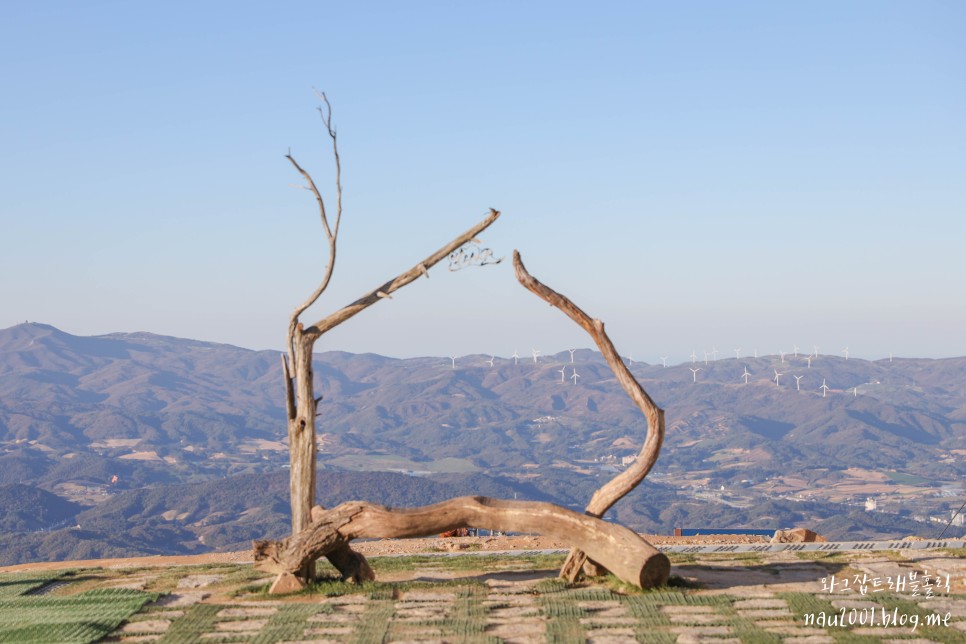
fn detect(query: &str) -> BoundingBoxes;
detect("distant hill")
[2,322,965,565]
[0,484,80,533]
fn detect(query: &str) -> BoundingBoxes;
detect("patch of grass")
[727,619,783,644]
[0,570,73,598]
[367,552,564,574]
[538,589,586,641]
[350,599,394,644]
[600,572,703,596]
[0,587,157,644]
[793,551,851,563]
[698,552,765,563]
[533,577,569,594]
[293,574,490,599]
[157,603,221,644]
[250,604,326,644]
[229,580,273,597]
[874,595,964,644]
[779,591,838,624]
[939,547,966,558]
[432,585,498,643]
[626,590,731,607]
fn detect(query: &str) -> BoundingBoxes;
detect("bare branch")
[314,90,342,240]
[284,95,343,372]
[285,153,333,241]
[512,250,666,580]
[302,209,501,341]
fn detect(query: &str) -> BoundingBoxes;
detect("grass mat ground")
[4,550,966,642]
[0,587,157,643]
[0,571,71,599]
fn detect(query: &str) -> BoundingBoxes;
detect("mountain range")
[1,322,964,565]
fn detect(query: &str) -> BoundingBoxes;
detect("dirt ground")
[0,533,769,573]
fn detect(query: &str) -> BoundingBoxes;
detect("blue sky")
[2,1,964,362]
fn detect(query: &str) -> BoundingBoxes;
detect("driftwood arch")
[255,96,668,592]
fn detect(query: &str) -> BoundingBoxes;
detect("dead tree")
[255,246,671,593]
[281,93,501,582]
[254,497,669,593]
[512,251,666,582]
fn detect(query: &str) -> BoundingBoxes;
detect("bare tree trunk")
[281,207,501,584]
[278,94,505,586]
[253,496,670,593]
[289,327,317,535]
[512,251,666,582]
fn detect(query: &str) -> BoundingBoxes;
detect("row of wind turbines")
[447,344,871,396]
[692,365,844,398]
[686,345,866,397]
[450,348,585,384]
[688,344,861,364]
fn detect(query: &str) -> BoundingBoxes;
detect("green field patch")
[0,587,157,643]
[884,470,932,486]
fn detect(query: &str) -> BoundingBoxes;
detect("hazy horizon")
[6,319,964,366]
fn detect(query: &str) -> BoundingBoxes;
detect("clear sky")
[2,1,964,363]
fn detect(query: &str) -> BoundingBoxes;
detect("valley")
[2,322,965,565]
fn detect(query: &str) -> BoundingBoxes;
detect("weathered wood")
[253,496,669,592]
[303,209,501,341]
[310,503,375,583]
[513,251,667,582]
[283,209,502,578]
[278,97,506,586]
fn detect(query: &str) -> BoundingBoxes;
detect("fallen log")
[253,495,669,593]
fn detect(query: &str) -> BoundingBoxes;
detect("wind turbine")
[820,378,830,397]
[734,348,741,360]
[450,355,457,369]
[773,369,783,387]
[805,355,812,369]
[853,387,858,397]
[741,367,751,384]
[558,366,566,383]
[794,374,803,391]
[487,356,495,367]
[568,348,576,363]
[711,347,719,361]
[842,347,849,360]
[532,348,541,363]
[690,350,697,364]
[660,356,668,368]
[813,345,819,357]
[627,354,634,366]
[779,350,785,364]
[703,351,710,365]
[690,367,701,383]
[571,368,580,385]
[512,349,520,365]
[793,344,799,357]
[754,349,758,358]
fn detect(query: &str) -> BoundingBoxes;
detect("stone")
[269,572,306,594]
[771,529,827,543]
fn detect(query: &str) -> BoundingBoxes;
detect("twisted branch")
[513,251,666,581]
